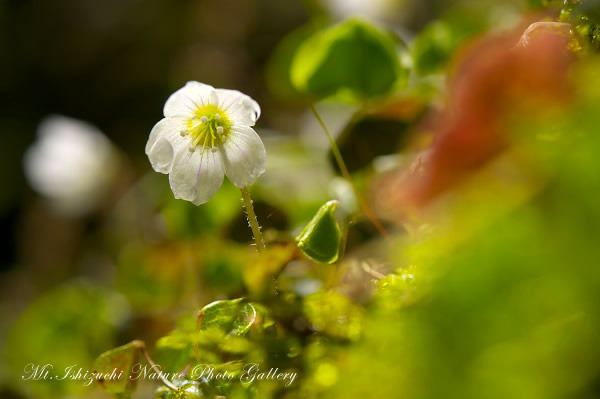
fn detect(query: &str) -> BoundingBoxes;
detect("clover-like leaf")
[291,18,407,101]
[198,299,256,335]
[296,200,341,264]
[93,340,144,396]
[194,299,258,360]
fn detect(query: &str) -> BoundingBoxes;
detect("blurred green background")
[3,0,600,398]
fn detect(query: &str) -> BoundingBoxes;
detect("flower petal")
[220,126,266,188]
[164,81,217,118]
[216,89,261,127]
[146,118,188,174]
[168,147,225,205]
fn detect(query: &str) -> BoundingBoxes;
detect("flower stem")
[241,187,265,253]
[310,105,389,238]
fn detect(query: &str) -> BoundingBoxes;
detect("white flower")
[146,81,266,205]
[24,115,118,216]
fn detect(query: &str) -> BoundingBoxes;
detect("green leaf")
[412,17,485,76]
[296,200,341,264]
[155,379,212,399]
[156,301,269,373]
[231,302,257,335]
[174,382,207,398]
[291,18,406,101]
[198,299,256,335]
[195,299,258,358]
[266,19,327,102]
[92,340,144,396]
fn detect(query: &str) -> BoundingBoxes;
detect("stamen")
[211,147,218,153]
[192,134,203,148]
[188,146,195,152]
[188,105,230,151]
[200,132,209,154]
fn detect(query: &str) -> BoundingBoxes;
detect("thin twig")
[361,261,386,280]
[310,105,389,238]
[338,217,350,265]
[140,343,178,391]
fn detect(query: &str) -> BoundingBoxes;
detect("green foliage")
[116,242,187,311]
[560,0,600,52]
[93,340,144,396]
[319,67,600,397]
[193,300,257,360]
[173,382,209,398]
[303,291,363,341]
[372,265,420,312]
[296,200,341,264]
[155,376,213,399]
[242,244,296,297]
[202,255,244,296]
[4,282,123,398]
[266,19,327,103]
[412,16,485,76]
[290,18,408,101]
[154,329,196,374]
[198,299,256,336]
[162,179,241,238]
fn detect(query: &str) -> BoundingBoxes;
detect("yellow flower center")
[183,104,232,152]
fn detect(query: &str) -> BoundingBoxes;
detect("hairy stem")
[241,187,266,253]
[310,105,388,238]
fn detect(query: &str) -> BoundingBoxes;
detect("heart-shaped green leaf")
[93,340,144,396]
[291,18,406,101]
[296,200,341,264]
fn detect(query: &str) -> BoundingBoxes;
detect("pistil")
[184,105,232,152]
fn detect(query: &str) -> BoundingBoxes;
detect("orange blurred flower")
[376,19,574,217]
